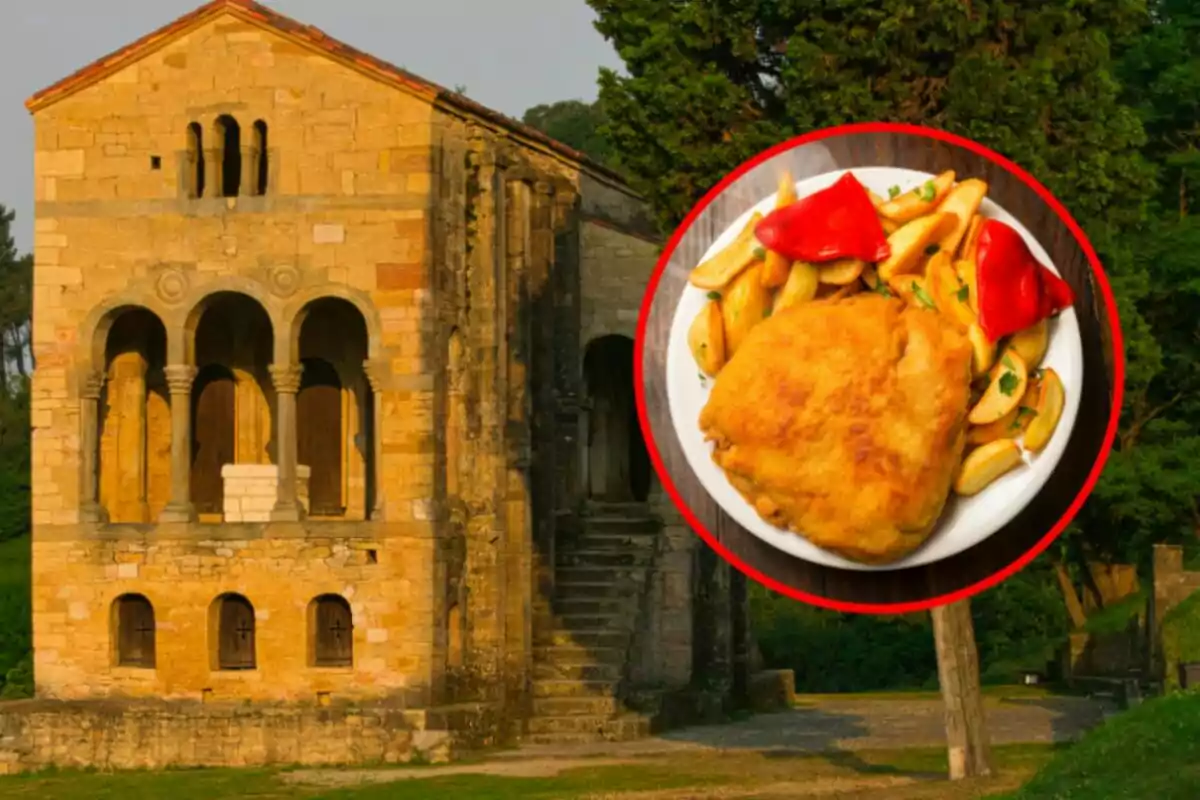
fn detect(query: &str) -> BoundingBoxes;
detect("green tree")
[0,205,31,544]
[522,99,618,168]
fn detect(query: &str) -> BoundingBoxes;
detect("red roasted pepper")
[753,172,891,264]
[974,219,1075,342]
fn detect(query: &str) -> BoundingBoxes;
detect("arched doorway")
[298,358,344,516]
[583,335,651,503]
[97,307,169,523]
[190,364,236,515]
[295,297,373,519]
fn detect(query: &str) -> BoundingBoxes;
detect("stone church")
[12,0,754,768]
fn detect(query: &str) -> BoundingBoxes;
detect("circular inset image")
[636,123,1123,613]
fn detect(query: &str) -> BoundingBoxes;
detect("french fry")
[688,300,726,376]
[959,214,985,262]
[1009,319,1050,370]
[877,212,951,280]
[877,171,956,223]
[967,378,1041,445]
[934,179,988,256]
[774,262,820,313]
[819,258,865,285]
[954,439,1024,496]
[689,212,764,290]
[1023,367,1065,453]
[968,349,1029,425]
[722,263,772,357]
[955,258,979,314]
[968,323,996,378]
[761,172,798,288]
[927,252,974,330]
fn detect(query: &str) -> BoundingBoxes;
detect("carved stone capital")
[269,363,304,394]
[363,359,390,392]
[80,371,106,401]
[163,364,199,395]
[533,180,555,196]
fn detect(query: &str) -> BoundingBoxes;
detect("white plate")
[666,166,1084,572]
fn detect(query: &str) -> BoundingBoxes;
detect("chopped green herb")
[764,306,773,318]
[888,185,901,199]
[699,373,706,383]
[873,282,894,298]
[956,285,970,302]
[998,371,1020,396]
[924,244,940,256]
[706,290,721,301]
[752,246,766,260]
[1002,354,1016,370]
[1010,406,1039,429]
[919,179,937,202]
[911,281,937,310]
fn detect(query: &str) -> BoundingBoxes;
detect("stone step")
[534,661,622,682]
[572,529,661,547]
[534,644,624,665]
[531,679,620,698]
[584,501,658,517]
[551,598,628,616]
[554,582,636,601]
[535,629,631,649]
[531,695,622,716]
[556,550,654,568]
[525,713,652,739]
[555,567,649,585]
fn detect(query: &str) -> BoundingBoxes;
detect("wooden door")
[218,595,256,669]
[116,595,156,668]
[313,596,353,667]
[191,365,236,515]
[298,359,343,516]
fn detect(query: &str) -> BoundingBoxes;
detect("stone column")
[78,370,107,524]
[363,359,387,521]
[158,365,198,523]
[203,148,223,198]
[240,144,261,196]
[269,363,305,521]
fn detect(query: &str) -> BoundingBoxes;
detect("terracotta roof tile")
[26,0,626,187]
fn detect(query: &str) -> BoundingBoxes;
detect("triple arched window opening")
[112,592,354,671]
[186,116,269,199]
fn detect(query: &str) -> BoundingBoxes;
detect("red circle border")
[633,121,1126,615]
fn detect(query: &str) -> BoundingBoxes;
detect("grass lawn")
[0,744,1058,799]
[1002,689,1200,800]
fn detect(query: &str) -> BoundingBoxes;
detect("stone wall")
[32,524,435,703]
[222,464,310,522]
[0,699,499,774]
[579,221,661,345]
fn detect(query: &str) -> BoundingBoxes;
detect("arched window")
[186,122,205,199]
[213,593,256,670]
[112,593,156,668]
[213,115,242,197]
[309,594,353,667]
[253,120,269,196]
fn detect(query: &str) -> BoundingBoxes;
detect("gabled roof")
[25,0,626,187]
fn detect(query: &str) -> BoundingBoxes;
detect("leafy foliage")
[521,100,619,169]
[0,205,30,545]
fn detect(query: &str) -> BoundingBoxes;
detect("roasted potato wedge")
[774,262,820,314]
[968,323,996,378]
[954,439,1024,496]
[823,283,860,301]
[880,217,901,235]
[877,212,951,280]
[888,274,937,310]
[968,349,1029,425]
[967,378,1041,445]
[688,300,726,376]
[926,252,974,330]
[861,265,881,290]
[761,173,798,288]
[819,258,865,285]
[722,263,772,357]
[1009,319,1050,369]
[934,179,988,256]
[689,212,764,290]
[866,189,886,208]
[1023,367,1065,453]
[878,171,956,223]
[960,214,985,262]
[955,259,979,314]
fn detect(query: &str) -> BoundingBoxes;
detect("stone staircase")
[526,502,662,744]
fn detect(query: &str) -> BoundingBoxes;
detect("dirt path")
[284,693,1110,790]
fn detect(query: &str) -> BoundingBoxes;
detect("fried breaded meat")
[698,293,974,564]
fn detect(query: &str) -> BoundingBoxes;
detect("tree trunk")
[931,599,992,780]
[1054,559,1089,630]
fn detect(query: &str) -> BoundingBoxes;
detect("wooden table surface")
[640,131,1116,607]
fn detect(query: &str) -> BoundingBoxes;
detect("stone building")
[12,0,751,768]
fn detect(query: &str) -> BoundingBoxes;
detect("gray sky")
[0,0,623,252]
